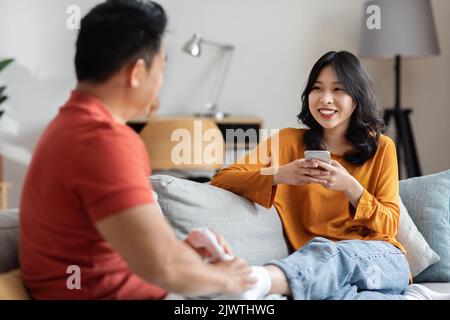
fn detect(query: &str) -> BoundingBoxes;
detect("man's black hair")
[75,0,167,83]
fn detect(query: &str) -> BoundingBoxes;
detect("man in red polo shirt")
[19,0,254,299]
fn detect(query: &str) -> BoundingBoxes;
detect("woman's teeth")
[319,109,337,115]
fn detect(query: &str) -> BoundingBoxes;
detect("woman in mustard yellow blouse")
[211,51,448,300]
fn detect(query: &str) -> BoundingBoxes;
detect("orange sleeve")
[351,138,400,238]
[210,131,281,208]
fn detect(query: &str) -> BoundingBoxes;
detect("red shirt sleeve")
[70,126,155,222]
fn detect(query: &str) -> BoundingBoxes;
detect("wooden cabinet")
[128,115,264,148]
[127,115,264,176]
[0,182,10,210]
[0,155,11,209]
[137,117,223,171]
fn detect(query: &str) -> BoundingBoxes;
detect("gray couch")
[150,172,450,295]
[1,169,449,298]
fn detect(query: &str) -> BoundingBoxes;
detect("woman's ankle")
[265,265,292,296]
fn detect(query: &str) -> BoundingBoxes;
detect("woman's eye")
[312,86,320,90]
[334,87,344,92]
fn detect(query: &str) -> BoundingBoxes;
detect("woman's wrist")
[344,176,364,209]
[272,172,279,185]
[271,167,281,185]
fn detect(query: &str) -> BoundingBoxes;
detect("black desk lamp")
[360,0,440,178]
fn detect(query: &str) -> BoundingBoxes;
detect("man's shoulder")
[38,110,144,167]
[76,124,143,160]
[62,112,140,148]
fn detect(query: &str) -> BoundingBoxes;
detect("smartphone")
[304,150,331,164]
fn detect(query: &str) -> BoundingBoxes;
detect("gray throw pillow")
[396,196,440,278]
[0,209,20,273]
[151,175,291,265]
[399,170,450,282]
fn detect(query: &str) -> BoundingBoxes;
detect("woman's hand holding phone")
[312,160,354,191]
[272,156,365,209]
[312,160,365,208]
[302,150,354,191]
[272,159,330,185]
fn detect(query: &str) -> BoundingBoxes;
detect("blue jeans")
[268,237,410,300]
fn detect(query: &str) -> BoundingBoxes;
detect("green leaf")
[0,86,5,96]
[0,59,14,73]
[0,95,7,105]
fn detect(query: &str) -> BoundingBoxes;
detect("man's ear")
[128,58,147,88]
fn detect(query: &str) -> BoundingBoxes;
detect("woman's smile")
[318,108,338,119]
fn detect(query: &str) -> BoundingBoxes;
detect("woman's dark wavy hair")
[297,51,385,165]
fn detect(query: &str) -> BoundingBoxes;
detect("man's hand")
[185,229,233,260]
[95,203,251,296]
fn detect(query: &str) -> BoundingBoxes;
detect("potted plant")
[0,58,14,119]
[0,58,30,167]
[0,58,14,182]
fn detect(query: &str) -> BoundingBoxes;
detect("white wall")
[1,0,449,208]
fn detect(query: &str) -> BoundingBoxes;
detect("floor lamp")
[360,0,440,178]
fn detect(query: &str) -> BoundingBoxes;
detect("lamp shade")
[360,0,440,59]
